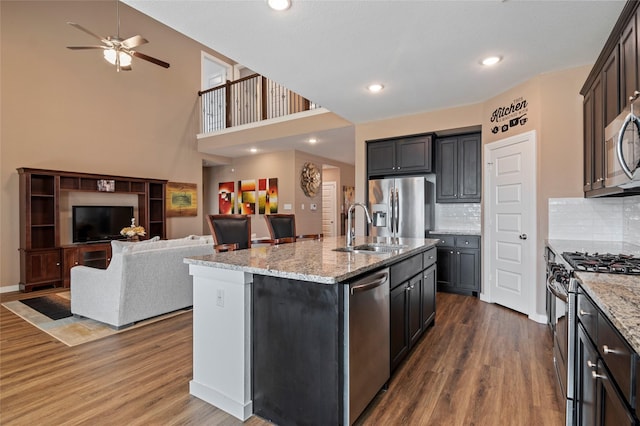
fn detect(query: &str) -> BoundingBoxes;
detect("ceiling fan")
[66,1,169,72]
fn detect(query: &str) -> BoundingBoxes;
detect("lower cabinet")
[19,249,62,291]
[390,249,437,372]
[62,243,112,287]
[575,287,638,426]
[431,234,480,295]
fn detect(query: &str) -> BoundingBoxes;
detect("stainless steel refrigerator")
[368,177,434,238]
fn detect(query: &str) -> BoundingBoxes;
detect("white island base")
[188,264,253,421]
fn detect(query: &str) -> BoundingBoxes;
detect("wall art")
[166,182,197,217]
[238,179,256,215]
[218,181,235,214]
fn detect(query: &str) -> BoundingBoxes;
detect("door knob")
[519,234,528,240]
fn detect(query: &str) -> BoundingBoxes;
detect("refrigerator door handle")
[389,188,395,233]
[394,188,400,235]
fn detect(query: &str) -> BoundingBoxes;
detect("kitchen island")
[184,235,438,425]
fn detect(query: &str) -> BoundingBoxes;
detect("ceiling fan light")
[103,49,132,67]
[267,0,291,11]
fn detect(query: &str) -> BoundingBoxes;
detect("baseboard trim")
[1,285,20,293]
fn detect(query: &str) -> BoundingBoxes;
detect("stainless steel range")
[545,247,640,426]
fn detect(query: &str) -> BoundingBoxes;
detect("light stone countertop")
[546,239,640,354]
[430,230,481,236]
[185,236,439,284]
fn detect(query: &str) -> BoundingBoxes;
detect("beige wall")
[205,150,354,239]
[1,1,231,288]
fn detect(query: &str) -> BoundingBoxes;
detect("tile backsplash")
[434,203,481,233]
[548,196,640,243]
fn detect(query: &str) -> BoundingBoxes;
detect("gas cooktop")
[562,251,640,275]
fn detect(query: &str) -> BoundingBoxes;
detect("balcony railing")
[198,73,320,133]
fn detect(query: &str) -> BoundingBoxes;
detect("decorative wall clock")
[300,162,321,197]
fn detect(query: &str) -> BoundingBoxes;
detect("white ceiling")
[124,0,625,164]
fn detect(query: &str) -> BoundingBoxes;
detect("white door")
[322,181,337,237]
[484,131,536,318]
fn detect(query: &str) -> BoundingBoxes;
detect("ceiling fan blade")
[67,22,106,43]
[66,46,107,50]
[121,35,148,49]
[130,51,170,69]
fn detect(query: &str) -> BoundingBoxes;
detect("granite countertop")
[430,230,481,236]
[185,236,439,284]
[546,239,640,354]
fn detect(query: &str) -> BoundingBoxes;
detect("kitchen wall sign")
[490,97,529,135]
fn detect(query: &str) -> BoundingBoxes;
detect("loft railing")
[198,73,320,133]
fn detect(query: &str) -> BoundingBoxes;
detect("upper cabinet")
[581,1,640,197]
[435,133,481,203]
[367,133,433,177]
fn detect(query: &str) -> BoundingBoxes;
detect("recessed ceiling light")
[267,0,291,11]
[308,138,317,144]
[481,56,502,66]
[368,83,384,93]
[250,148,258,153]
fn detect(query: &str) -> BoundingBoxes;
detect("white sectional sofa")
[70,236,214,328]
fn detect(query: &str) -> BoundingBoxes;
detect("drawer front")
[597,313,634,405]
[455,235,480,249]
[422,247,437,268]
[430,235,455,247]
[577,290,598,341]
[390,253,423,289]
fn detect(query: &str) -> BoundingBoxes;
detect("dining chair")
[264,214,322,243]
[206,214,258,252]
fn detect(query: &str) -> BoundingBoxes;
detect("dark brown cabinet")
[18,168,167,291]
[581,1,640,197]
[389,248,437,372]
[367,133,433,177]
[435,133,481,203]
[62,243,112,288]
[575,286,638,426]
[431,234,480,296]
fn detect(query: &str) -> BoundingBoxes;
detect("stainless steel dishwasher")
[343,267,390,425]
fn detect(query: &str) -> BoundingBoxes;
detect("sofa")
[70,236,214,328]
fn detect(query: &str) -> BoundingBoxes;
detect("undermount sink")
[333,243,407,254]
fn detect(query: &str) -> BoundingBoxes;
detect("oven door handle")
[547,276,568,303]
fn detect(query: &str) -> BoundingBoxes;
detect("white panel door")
[485,131,536,316]
[322,181,337,237]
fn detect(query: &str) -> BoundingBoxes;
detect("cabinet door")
[436,138,458,202]
[457,134,481,202]
[619,15,638,112]
[23,249,61,288]
[584,88,594,192]
[396,135,432,174]
[421,264,436,329]
[603,48,620,127]
[436,247,455,291]
[63,247,80,288]
[592,76,605,190]
[407,274,423,348]
[596,360,636,426]
[367,140,396,176]
[390,282,409,371]
[576,325,598,426]
[457,249,480,292]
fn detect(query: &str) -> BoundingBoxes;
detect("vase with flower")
[120,218,146,242]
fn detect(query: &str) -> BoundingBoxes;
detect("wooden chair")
[206,214,271,252]
[264,214,322,243]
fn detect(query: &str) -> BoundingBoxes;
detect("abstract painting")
[218,181,235,214]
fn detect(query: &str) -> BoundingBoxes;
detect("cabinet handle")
[602,345,619,355]
[74,261,79,265]
[450,250,454,254]
[579,309,591,316]
[591,371,607,380]
[456,251,460,255]
[464,241,469,245]
[405,284,411,292]
[587,360,596,369]
[56,262,61,266]
[428,255,434,259]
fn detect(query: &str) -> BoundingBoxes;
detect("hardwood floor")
[1,290,563,425]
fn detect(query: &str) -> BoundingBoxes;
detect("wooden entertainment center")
[18,168,167,292]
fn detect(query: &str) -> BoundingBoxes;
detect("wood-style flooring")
[0,289,564,425]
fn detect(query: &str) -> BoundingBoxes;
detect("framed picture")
[166,182,197,217]
[97,179,115,192]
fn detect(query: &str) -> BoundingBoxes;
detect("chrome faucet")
[347,202,372,247]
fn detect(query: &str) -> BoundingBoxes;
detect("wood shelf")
[18,168,167,292]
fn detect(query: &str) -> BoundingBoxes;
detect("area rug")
[2,291,190,347]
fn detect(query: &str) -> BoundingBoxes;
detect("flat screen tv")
[72,206,134,243]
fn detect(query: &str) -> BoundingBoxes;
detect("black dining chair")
[207,214,270,252]
[264,214,322,243]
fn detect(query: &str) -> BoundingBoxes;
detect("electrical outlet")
[301,204,305,210]
[310,203,317,211]
[216,289,224,307]
[284,203,292,210]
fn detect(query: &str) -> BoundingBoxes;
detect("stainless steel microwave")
[604,99,640,190]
